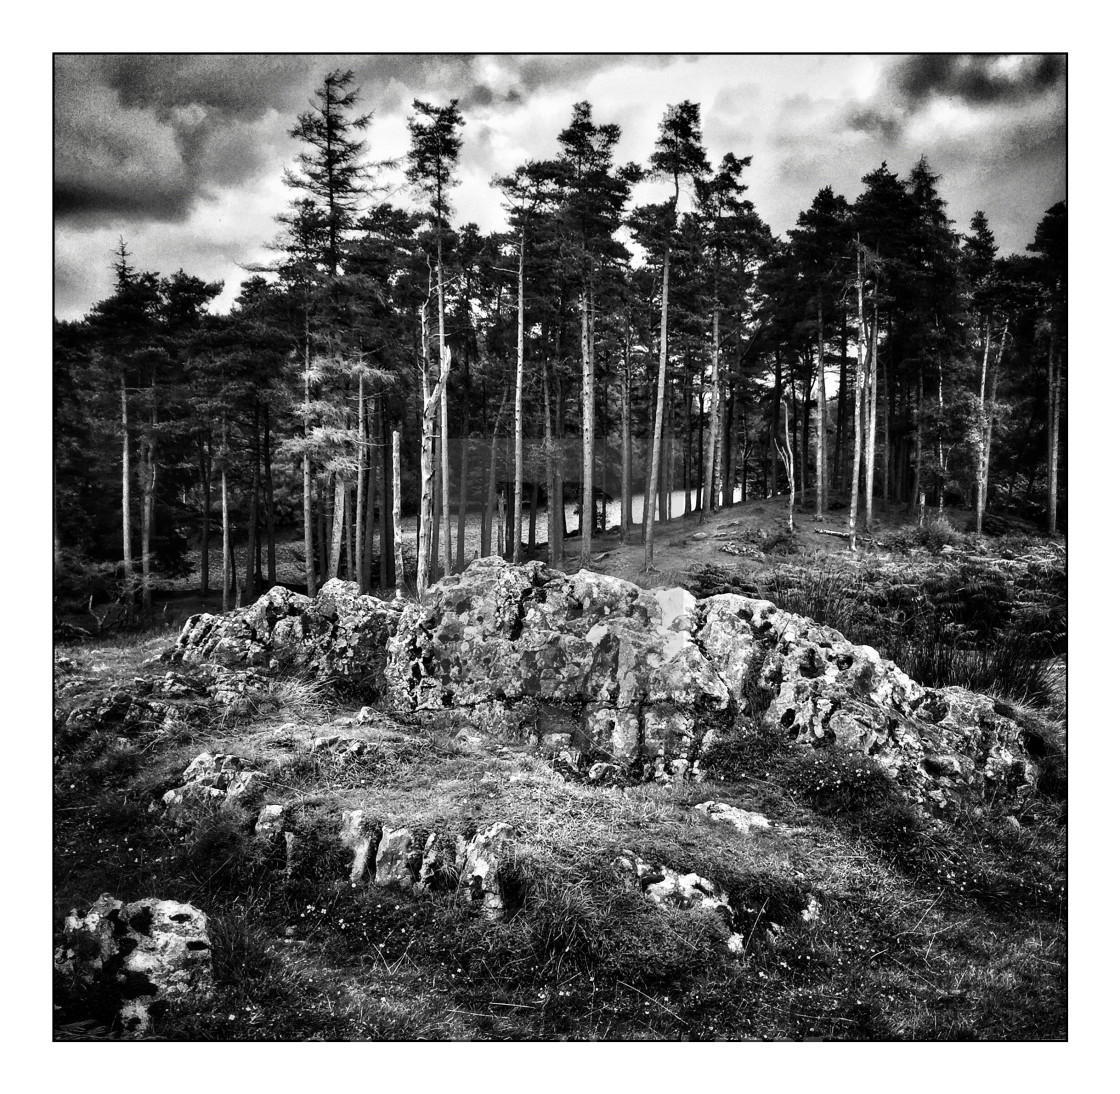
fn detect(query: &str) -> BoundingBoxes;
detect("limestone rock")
[254,804,285,840]
[385,559,731,780]
[616,854,742,953]
[54,894,212,1033]
[166,579,399,691]
[692,801,771,835]
[461,822,514,917]
[157,752,263,828]
[341,810,380,884]
[375,827,422,889]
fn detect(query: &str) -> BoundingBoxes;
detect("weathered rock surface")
[340,809,381,884]
[155,752,264,828]
[693,801,771,835]
[159,558,1037,804]
[385,559,1036,802]
[461,822,514,918]
[386,559,731,780]
[616,853,743,953]
[166,578,399,690]
[54,894,212,1033]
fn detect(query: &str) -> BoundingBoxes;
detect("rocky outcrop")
[386,560,731,781]
[385,559,1036,803]
[166,579,400,692]
[160,558,1037,804]
[54,894,212,1033]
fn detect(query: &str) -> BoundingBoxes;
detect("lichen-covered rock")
[374,826,421,889]
[385,558,1036,803]
[461,822,514,918]
[254,804,285,840]
[54,894,212,1033]
[62,689,178,739]
[694,593,1036,805]
[385,560,731,779]
[166,579,399,692]
[340,810,380,884]
[156,752,263,828]
[693,801,771,835]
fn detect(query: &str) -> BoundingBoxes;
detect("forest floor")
[53,497,1067,1041]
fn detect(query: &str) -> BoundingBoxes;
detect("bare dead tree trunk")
[417,298,449,597]
[775,401,795,533]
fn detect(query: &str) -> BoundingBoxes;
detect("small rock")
[375,827,419,889]
[340,810,379,884]
[462,822,514,918]
[254,804,285,840]
[692,801,771,836]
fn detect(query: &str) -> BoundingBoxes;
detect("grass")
[53,542,1066,1041]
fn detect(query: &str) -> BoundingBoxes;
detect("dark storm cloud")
[54,55,298,225]
[889,54,1066,109]
[845,107,902,143]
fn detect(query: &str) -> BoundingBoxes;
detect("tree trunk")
[776,401,795,533]
[833,305,846,492]
[355,372,366,590]
[221,419,231,613]
[580,288,594,566]
[1048,333,1061,535]
[199,433,211,598]
[620,320,632,542]
[139,381,156,619]
[120,377,133,598]
[263,404,276,585]
[771,351,782,496]
[849,244,866,551]
[644,246,671,570]
[302,318,317,595]
[544,359,560,566]
[327,470,345,580]
[864,299,878,534]
[514,230,526,564]
[816,294,828,519]
[245,403,259,601]
[392,429,404,597]
[683,365,692,517]
[703,308,720,517]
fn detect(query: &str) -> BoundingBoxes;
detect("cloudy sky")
[53,53,1066,321]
